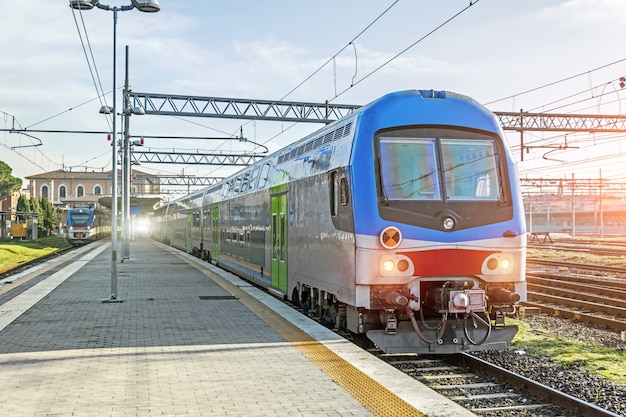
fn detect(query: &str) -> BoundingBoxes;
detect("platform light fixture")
[68,0,160,302]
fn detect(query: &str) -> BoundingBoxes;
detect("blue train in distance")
[66,206,111,245]
[153,89,527,354]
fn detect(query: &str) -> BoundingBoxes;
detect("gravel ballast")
[473,314,626,416]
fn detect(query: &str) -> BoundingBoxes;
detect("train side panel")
[287,170,357,307]
[216,189,271,288]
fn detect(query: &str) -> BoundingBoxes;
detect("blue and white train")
[66,206,111,245]
[153,89,527,354]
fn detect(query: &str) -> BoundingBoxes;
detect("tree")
[29,197,42,231]
[40,197,60,236]
[16,195,31,223]
[0,161,22,201]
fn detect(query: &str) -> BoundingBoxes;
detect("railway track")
[525,259,626,330]
[527,258,626,275]
[528,238,626,257]
[375,351,623,417]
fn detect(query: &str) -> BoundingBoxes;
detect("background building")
[26,168,160,207]
[25,169,162,233]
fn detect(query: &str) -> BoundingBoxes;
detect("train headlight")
[500,257,512,271]
[382,260,395,272]
[380,226,402,249]
[482,253,515,274]
[379,255,414,276]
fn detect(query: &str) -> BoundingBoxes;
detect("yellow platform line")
[291,340,425,417]
[184,254,425,417]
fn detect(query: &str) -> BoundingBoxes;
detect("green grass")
[0,236,72,271]
[510,318,626,386]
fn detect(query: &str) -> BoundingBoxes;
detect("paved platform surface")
[0,239,475,417]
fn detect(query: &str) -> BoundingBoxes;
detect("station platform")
[0,239,475,417]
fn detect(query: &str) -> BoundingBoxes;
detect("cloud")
[538,0,626,25]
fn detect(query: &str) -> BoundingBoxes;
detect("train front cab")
[348,92,526,354]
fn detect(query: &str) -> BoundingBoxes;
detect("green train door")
[212,204,219,262]
[270,192,287,293]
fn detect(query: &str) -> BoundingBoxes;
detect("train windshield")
[69,213,90,227]
[378,135,501,202]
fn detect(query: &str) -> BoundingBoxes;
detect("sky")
[2,0,626,196]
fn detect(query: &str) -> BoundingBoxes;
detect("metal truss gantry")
[142,175,223,186]
[496,112,626,132]
[128,92,360,123]
[131,150,264,166]
[495,111,626,160]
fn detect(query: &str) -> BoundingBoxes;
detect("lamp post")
[69,0,160,301]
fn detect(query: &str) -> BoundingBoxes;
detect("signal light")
[140,137,144,146]
[107,134,111,141]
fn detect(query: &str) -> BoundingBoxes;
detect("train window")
[379,138,441,200]
[340,177,349,206]
[330,171,338,216]
[249,166,260,191]
[271,214,277,259]
[279,213,286,262]
[378,136,501,202]
[234,177,242,194]
[258,163,270,189]
[203,208,211,229]
[241,172,250,193]
[193,211,200,228]
[441,139,500,201]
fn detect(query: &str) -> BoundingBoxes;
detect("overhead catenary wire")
[196,0,403,180]
[67,6,112,132]
[484,57,626,106]
[227,0,484,172]
[6,6,117,173]
[329,0,481,102]
[279,0,400,102]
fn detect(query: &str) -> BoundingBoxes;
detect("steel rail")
[457,353,623,417]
